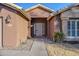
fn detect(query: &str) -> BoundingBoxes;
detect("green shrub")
[53,32,64,42]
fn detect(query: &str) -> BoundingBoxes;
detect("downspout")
[47,20,50,38]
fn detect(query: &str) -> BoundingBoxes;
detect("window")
[67,19,79,37]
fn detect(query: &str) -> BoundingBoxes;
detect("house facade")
[1,3,79,48]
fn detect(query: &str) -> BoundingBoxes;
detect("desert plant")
[53,32,64,42]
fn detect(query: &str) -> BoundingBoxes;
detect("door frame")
[0,16,3,48]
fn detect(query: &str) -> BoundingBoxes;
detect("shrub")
[53,32,64,42]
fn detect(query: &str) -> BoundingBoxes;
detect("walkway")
[29,38,48,56]
[0,38,48,56]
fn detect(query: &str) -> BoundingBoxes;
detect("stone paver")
[0,38,48,56]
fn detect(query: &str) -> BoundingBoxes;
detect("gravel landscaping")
[46,43,79,56]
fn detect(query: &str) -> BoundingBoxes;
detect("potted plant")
[53,32,64,42]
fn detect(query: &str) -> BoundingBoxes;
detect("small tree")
[53,32,64,42]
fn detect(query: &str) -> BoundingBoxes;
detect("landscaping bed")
[46,43,79,56]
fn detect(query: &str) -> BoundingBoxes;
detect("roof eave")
[1,3,30,21]
[25,4,54,13]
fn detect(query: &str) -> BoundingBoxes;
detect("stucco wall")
[0,7,17,48]
[26,7,51,18]
[61,6,79,41]
[16,14,28,46]
[0,4,29,48]
[49,16,60,39]
[49,17,55,39]
[61,6,79,18]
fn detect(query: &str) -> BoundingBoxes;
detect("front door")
[34,23,45,37]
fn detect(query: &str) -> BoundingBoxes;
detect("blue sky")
[16,3,72,11]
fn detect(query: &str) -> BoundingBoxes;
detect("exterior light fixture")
[5,15,11,24]
[31,25,33,27]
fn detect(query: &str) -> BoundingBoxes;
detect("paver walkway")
[0,38,48,56]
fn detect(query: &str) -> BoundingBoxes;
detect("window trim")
[67,19,79,38]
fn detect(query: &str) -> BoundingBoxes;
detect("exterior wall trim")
[0,16,3,48]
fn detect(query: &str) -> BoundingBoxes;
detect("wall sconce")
[31,25,33,27]
[5,15,11,24]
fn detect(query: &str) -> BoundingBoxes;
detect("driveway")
[0,38,48,56]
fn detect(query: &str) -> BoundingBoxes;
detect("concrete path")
[0,38,48,56]
[29,38,48,56]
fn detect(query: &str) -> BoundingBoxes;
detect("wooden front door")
[34,23,45,37]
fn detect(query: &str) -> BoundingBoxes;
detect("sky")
[16,3,72,11]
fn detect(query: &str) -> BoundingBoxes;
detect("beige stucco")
[49,16,60,39]
[16,15,28,46]
[61,6,79,41]
[26,7,51,18]
[0,4,29,48]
